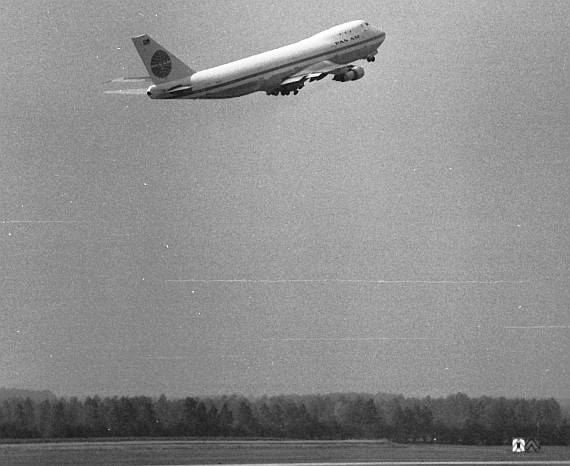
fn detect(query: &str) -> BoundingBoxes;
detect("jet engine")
[333,66,365,82]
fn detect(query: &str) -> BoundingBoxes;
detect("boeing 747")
[108,20,385,99]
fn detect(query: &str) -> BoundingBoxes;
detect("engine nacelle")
[333,66,365,82]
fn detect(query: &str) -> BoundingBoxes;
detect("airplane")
[107,20,385,99]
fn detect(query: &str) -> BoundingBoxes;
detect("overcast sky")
[1,0,569,400]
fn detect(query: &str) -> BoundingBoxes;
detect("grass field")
[1,440,568,466]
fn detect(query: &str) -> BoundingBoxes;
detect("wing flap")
[280,75,309,86]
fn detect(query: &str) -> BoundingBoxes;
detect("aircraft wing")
[281,61,354,85]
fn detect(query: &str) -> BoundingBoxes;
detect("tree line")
[0,392,568,445]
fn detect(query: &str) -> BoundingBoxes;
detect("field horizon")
[1,439,569,466]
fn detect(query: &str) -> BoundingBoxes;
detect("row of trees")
[0,392,568,445]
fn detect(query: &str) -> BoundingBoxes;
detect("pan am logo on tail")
[151,50,172,78]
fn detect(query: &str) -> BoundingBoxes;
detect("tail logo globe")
[151,50,172,78]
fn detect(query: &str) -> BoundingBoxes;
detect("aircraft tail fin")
[131,35,196,84]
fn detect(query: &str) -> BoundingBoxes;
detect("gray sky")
[1,0,569,399]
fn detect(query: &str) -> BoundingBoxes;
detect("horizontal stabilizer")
[167,84,193,92]
[104,88,149,95]
[105,76,153,84]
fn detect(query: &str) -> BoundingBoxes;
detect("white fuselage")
[147,20,385,99]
